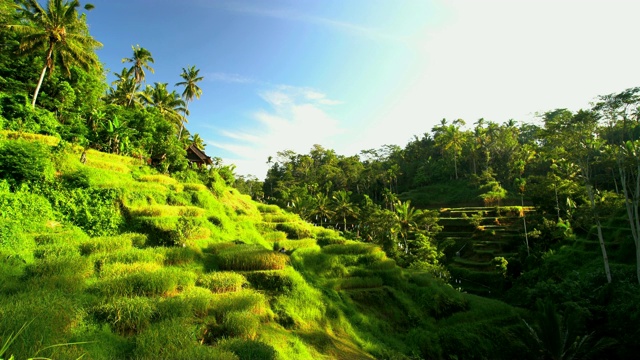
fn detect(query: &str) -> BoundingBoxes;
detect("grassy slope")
[0,134,531,360]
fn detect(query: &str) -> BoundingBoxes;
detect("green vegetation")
[1,1,639,358]
[0,134,540,359]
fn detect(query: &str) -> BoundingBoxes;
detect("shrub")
[315,231,346,246]
[0,220,33,259]
[217,338,277,360]
[275,222,312,239]
[409,278,468,319]
[135,317,239,360]
[23,255,92,279]
[222,311,260,339]
[128,216,207,247]
[244,270,294,293]
[183,183,209,192]
[79,235,132,255]
[93,296,156,335]
[0,185,54,232]
[0,290,81,360]
[264,231,287,243]
[92,263,183,297]
[36,186,123,236]
[178,286,214,317]
[197,272,247,293]
[33,242,80,259]
[164,245,203,265]
[257,204,280,214]
[262,214,292,223]
[210,290,269,319]
[128,205,205,217]
[322,242,381,255]
[274,239,318,252]
[96,247,164,265]
[213,245,289,271]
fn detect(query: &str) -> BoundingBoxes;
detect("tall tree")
[394,200,423,254]
[614,140,640,284]
[544,109,612,283]
[332,190,356,232]
[105,67,136,106]
[122,45,154,106]
[139,82,186,131]
[434,118,466,179]
[175,65,203,138]
[11,0,102,107]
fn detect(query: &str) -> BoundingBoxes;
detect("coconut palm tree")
[189,133,206,150]
[394,200,424,254]
[122,45,154,106]
[311,193,334,227]
[105,67,136,106]
[332,190,356,232]
[11,0,103,107]
[175,65,203,138]
[140,82,186,132]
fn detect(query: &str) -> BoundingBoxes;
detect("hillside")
[0,133,532,360]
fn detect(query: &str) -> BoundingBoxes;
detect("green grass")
[197,271,247,293]
[211,244,289,271]
[93,296,157,335]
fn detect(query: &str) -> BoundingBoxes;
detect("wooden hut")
[186,144,213,167]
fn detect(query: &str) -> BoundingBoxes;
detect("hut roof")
[186,144,213,165]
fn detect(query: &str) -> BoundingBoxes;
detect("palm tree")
[311,193,334,227]
[105,67,136,106]
[122,45,154,106]
[394,200,424,254]
[140,82,186,131]
[11,0,103,107]
[189,133,206,150]
[332,190,356,232]
[523,299,615,360]
[175,65,203,138]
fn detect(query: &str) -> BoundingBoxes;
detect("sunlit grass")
[211,244,289,271]
[197,271,247,293]
[78,234,135,256]
[128,204,205,217]
[0,130,60,146]
[210,289,271,319]
[84,157,131,173]
[137,174,178,185]
[93,296,156,335]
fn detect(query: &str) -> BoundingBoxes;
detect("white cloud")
[210,85,344,178]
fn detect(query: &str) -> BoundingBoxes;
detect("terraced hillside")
[0,134,532,359]
[438,206,534,296]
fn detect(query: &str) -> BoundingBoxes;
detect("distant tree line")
[257,88,640,284]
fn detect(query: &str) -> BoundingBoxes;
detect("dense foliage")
[0,0,639,359]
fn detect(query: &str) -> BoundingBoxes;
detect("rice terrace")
[1,1,640,359]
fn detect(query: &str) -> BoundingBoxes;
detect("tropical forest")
[1,1,639,359]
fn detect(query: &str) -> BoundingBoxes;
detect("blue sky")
[86,0,640,179]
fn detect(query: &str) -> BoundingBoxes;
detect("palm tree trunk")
[587,184,612,283]
[596,219,612,283]
[178,102,189,139]
[32,64,48,108]
[453,153,458,179]
[619,158,640,284]
[522,194,530,256]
